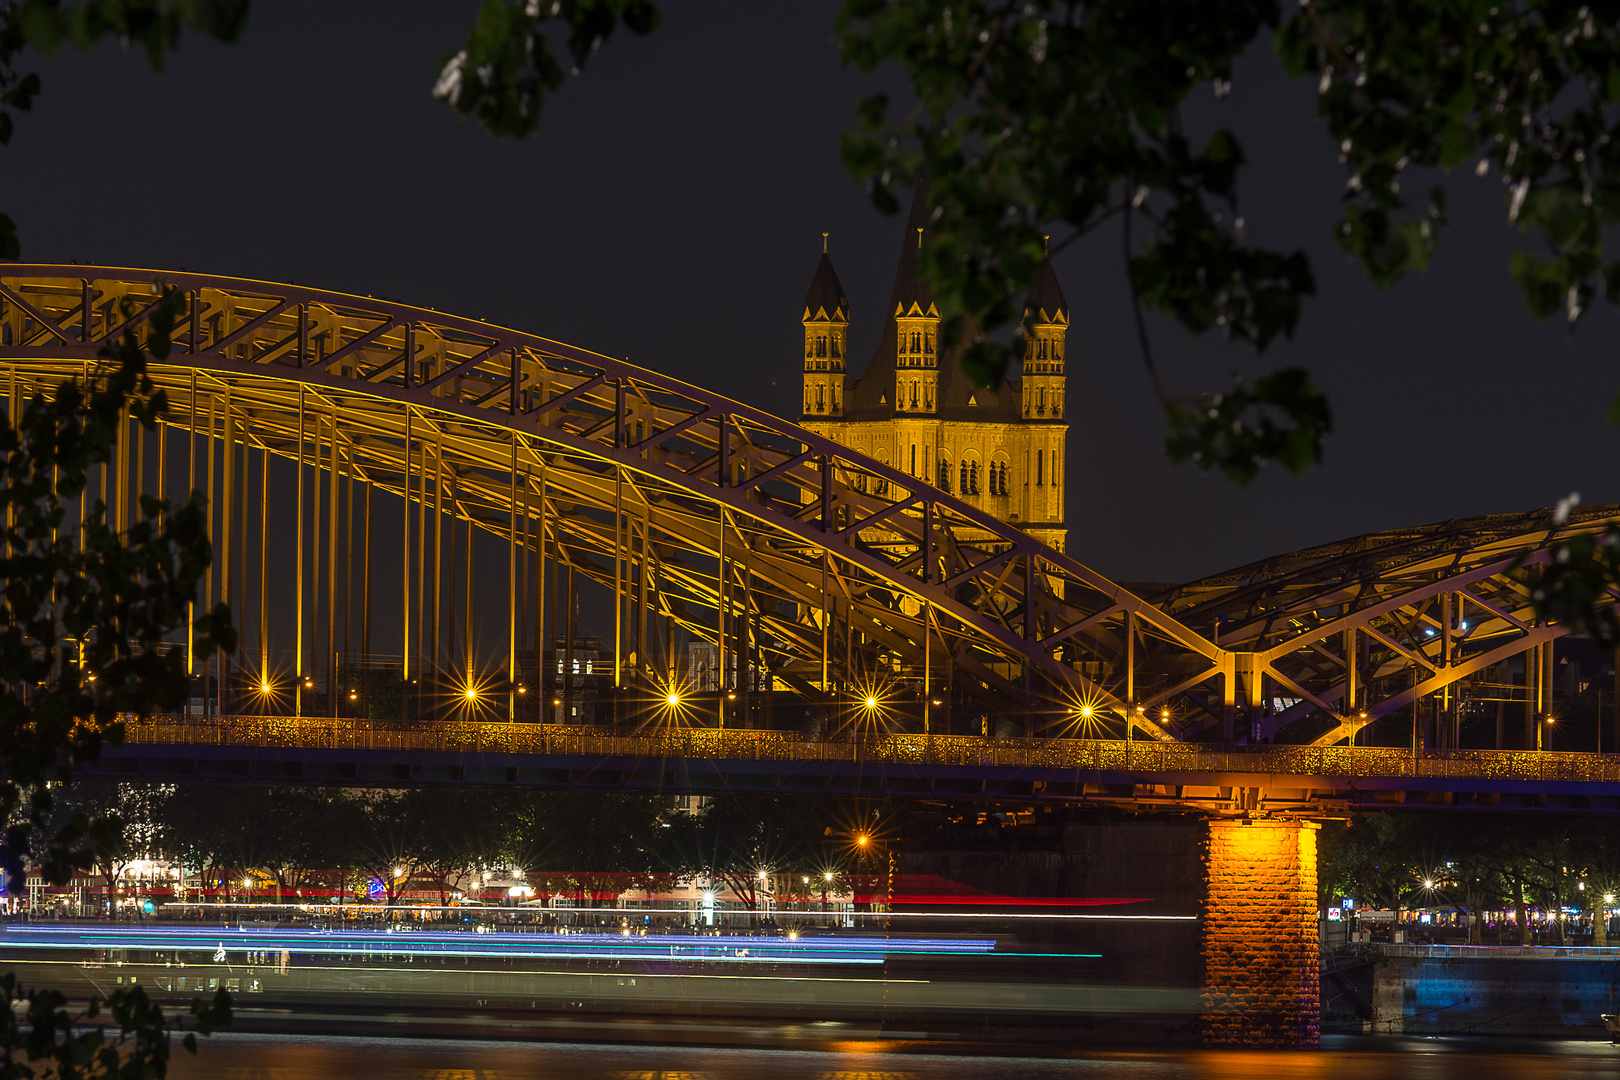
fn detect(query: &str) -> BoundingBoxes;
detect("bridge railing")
[1378,943,1620,960]
[114,715,1620,784]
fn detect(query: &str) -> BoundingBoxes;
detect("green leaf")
[1164,367,1331,485]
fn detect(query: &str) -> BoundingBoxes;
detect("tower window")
[1038,388,1046,414]
[938,459,951,492]
[910,444,916,475]
[832,334,841,359]
[910,381,918,407]
[816,336,827,358]
[816,385,825,410]
[960,460,969,494]
[925,332,933,355]
[1037,450,1043,485]
[970,461,980,495]
[1038,338,1047,360]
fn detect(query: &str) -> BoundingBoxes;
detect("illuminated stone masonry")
[1201,819,1320,1048]
[800,183,1068,555]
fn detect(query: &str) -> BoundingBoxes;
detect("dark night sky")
[8,1,1619,588]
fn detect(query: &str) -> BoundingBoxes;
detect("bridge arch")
[0,267,1605,747]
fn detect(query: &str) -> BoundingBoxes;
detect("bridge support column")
[1202,818,1320,1048]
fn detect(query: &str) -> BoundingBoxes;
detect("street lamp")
[1538,712,1555,751]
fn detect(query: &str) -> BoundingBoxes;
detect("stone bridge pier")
[897,814,1321,1048]
[1201,818,1320,1048]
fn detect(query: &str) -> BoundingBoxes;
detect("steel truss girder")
[1159,510,1620,745]
[0,267,1217,732]
[1,268,1604,745]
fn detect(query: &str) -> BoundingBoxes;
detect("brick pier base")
[1201,819,1320,1048]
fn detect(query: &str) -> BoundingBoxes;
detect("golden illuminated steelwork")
[0,267,1611,747]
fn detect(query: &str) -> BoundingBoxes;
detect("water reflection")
[160,1033,1620,1080]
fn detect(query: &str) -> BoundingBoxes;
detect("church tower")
[892,226,941,417]
[1018,254,1069,546]
[801,236,849,420]
[1020,254,1068,422]
[798,183,1069,555]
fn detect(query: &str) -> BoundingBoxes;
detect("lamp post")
[1537,712,1555,751]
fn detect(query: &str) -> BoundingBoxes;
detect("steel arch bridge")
[0,266,1607,751]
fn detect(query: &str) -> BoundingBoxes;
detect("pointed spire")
[1023,254,1069,324]
[887,181,937,317]
[803,237,848,322]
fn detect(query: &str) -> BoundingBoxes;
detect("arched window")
[960,460,970,493]
[1038,388,1046,414]
[816,385,825,410]
[909,381,918,407]
[938,459,951,492]
[1038,338,1048,360]
[910,444,917,475]
[970,461,980,495]
[831,387,839,411]
[805,336,813,359]
[1036,450,1044,485]
[816,336,827,358]
[831,333,842,358]
[924,332,933,355]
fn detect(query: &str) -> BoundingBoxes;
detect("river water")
[161,1033,1620,1079]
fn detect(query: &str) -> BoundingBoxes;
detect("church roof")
[803,250,848,322]
[890,185,937,318]
[1023,255,1068,324]
[843,181,1026,424]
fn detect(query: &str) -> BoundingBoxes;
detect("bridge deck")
[85,716,1620,814]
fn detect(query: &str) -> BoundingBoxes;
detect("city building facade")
[798,187,1069,553]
